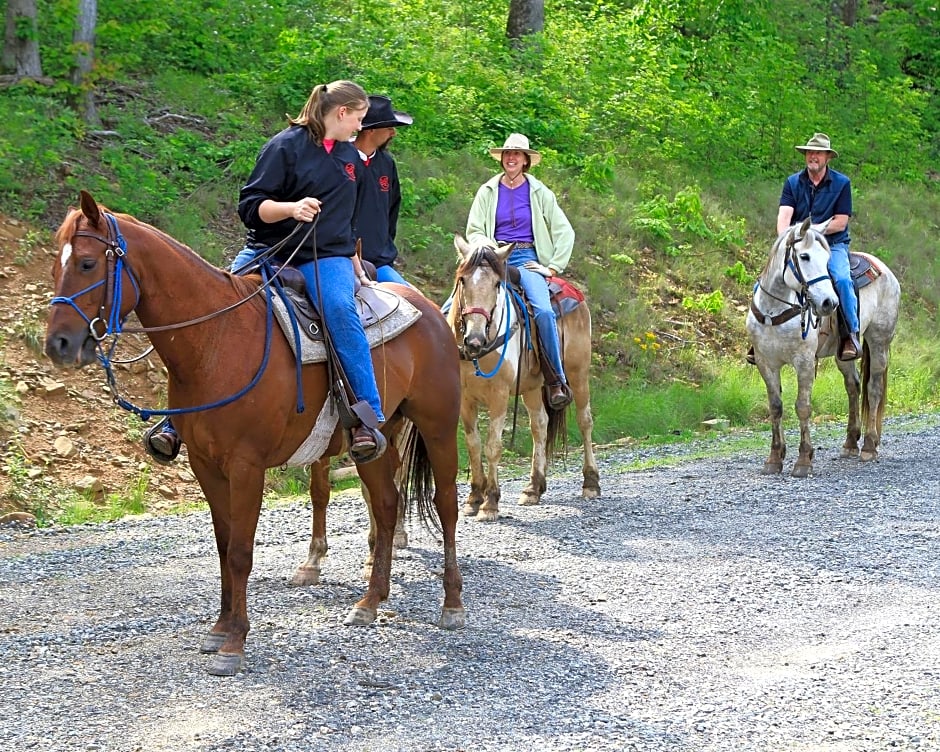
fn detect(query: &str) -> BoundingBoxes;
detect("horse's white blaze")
[60,242,73,268]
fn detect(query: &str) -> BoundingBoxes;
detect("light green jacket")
[466,173,575,275]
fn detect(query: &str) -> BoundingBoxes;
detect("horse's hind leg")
[567,352,599,499]
[836,358,862,459]
[291,458,332,586]
[860,341,889,461]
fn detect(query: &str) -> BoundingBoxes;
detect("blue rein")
[50,212,281,422]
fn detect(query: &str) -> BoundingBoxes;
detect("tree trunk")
[3,0,43,77]
[507,0,544,40]
[71,0,100,126]
[839,0,858,27]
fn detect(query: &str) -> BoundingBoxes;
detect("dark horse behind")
[44,191,465,676]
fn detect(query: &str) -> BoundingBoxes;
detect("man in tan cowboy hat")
[747,132,859,363]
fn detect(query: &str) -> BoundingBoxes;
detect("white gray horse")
[746,217,901,477]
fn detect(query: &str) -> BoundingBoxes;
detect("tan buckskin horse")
[747,217,901,476]
[446,236,600,520]
[44,190,465,676]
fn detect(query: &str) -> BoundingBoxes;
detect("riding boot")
[143,417,182,464]
[746,346,756,365]
[839,331,861,361]
[538,353,572,410]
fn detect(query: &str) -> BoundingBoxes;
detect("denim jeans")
[374,263,411,287]
[231,247,384,422]
[828,241,859,333]
[507,247,567,384]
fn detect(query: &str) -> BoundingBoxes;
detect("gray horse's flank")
[746,217,901,477]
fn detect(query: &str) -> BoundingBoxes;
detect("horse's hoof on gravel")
[439,607,466,630]
[476,506,499,521]
[344,606,377,626]
[791,463,811,478]
[290,566,320,587]
[200,632,227,654]
[518,493,541,506]
[582,486,601,500]
[461,503,479,517]
[207,651,243,676]
[860,450,877,462]
[761,462,783,475]
[840,447,860,459]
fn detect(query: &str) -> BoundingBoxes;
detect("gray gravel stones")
[1,415,938,751]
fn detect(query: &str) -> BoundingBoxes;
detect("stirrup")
[547,382,573,410]
[143,417,182,465]
[348,425,387,465]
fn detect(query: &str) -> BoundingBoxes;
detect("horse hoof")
[761,462,783,475]
[582,485,601,500]
[518,493,541,506]
[840,447,860,459]
[791,464,812,478]
[461,503,479,517]
[475,508,499,522]
[200,632,227,654]
[438,607,466,631]
[207,651,244,676]
[860,450,877,462]
[290,566,320,587]
[344,606,377,626]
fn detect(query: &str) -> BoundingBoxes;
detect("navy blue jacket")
[779,166,852,246]
[238,126,360,263]
[356,149,402,269]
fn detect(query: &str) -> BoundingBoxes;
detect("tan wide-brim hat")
[489,133,542,167]
[795,132,838,158]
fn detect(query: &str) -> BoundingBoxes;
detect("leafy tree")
[3,0,43,77]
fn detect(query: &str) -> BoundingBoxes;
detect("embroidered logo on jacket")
[344,163,356,181]
[378,176,390,192]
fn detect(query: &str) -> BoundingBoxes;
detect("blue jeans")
[507,247,567,384]
[231,247,384,422]
[374,263,411,287]
[828,242,859,333]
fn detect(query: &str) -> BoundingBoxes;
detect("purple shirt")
[494,181,534,243]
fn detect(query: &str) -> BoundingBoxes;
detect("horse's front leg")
[759,364,786,474]
[836,358,862,459]
[291,458,332,586]
[478,394,510,521]
[791,362,816,478]
[519,387,548,506]
[190,455,265,676]
[344,457,399,625]
[460,398,486,517]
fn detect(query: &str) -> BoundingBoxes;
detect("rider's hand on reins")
[294,197,322,223]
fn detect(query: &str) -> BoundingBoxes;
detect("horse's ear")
[454,234,472,260]
[79,190,102,227]
[796,216,812,240]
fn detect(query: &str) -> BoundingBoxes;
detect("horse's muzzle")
[462,335,486,359]
[815,296,839,318]
[44,329,96,367]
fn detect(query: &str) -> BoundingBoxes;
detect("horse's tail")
[544,394,569,460]
[398,420,439,534]
[860,339,888,437]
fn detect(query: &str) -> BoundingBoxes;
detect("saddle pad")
[548,276,585,318]
[272,286,422,364]
[283,398,339,468]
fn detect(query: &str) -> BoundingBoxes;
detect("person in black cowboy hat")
[353,95,414,287]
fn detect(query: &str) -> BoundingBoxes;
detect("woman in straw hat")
[465,133,575,409]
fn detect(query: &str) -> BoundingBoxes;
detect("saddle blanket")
[271,285,422,363]
[548,276,585,318]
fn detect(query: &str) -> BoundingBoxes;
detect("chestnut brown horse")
[44,191,465,676]
[447,236,600,520]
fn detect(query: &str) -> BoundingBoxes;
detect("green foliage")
[682,290,724,314]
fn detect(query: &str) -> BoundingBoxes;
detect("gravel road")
[1,415,938,752]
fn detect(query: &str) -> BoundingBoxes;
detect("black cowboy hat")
[361,95,413,129]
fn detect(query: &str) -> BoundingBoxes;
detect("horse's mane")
[456,245,505,277]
